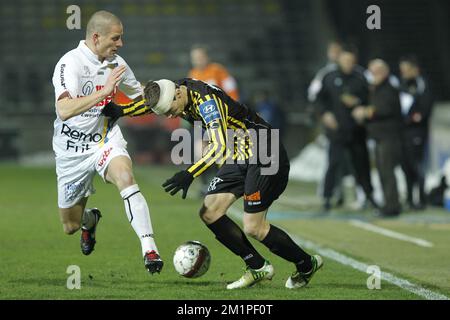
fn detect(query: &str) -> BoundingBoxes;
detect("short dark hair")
[143,81,160,108]
[341,43,359,57]
[399,54,420,68]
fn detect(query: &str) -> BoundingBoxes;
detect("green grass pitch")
[0,164,449,300]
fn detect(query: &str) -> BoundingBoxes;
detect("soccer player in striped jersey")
[103,78,323,289]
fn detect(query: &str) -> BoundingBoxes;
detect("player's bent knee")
[63,222,80,235]
[200,194,235,224]
[111,169,136,190]
[243,221,268,241]
[199,203,223,224]
[243,223,259,239]
[120,170,135,187]
[199,204,216,224]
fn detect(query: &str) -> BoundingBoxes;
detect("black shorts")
[206,146,290,213]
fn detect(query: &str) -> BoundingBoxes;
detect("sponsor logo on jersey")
[97,147,113,167]
[199,99,221,124]
[76,85,115,107]
[61,124,102,142]
[83,66,91,76]
[60,64,67,89]
[80,108,102,118]
[82,81,94,95]
[61,124,102,153]
[95,85,114,107]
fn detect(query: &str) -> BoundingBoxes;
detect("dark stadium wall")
[323,0,450,101]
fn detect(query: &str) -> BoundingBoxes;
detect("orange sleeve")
[188,68,198,79]
[226,88,239,102]
[114,90,133,104]
[214,64,239,101]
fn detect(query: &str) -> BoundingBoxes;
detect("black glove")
[102,101,125,118]
[162,170,194,199]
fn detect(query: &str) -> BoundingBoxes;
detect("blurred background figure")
[315,45,377,212]
[307,40,342,103]
[253,89,286,141]
[399,55,434,210]
[352,59,402,217]
[307,40,354,208]
[188,44,240,196]
[189,44,239,101]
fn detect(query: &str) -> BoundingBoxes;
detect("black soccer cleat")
[144,250,164,274]
[80,208,102,256]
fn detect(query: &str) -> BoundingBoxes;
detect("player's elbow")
[216,143,227,159]
[56,101,75,121]
[58,113,70,122]
[56,106,71,121]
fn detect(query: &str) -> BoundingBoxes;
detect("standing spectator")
[189,44,239,101]
[399,55,434,210]
[352,59,402,217]
[307,40,342,103]
[315,45,377,212]
[308,40,356,208]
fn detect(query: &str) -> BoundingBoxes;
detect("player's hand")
[322,112,338,130]
[103,65,126,96]
[162,170,194,199]
[411,112,423,123]
[351,106,366,124]
[341,94,360,108]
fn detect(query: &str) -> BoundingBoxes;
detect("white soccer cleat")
[286,255,323,289]
[226,260,274,290]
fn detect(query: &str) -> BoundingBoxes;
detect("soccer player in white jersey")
[51,10,163,274]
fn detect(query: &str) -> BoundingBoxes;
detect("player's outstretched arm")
[161,122,227,200]
[102,99,153,118]
[56,66,126,121]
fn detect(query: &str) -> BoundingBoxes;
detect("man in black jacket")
[308,40,351,208]
[316,46,377,211]
[398,55,434,210]
[352,59,402,216]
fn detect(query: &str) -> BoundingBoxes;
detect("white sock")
[120,184,158,257]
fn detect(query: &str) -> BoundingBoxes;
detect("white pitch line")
[349,219,434,248]
[227,207,448,300]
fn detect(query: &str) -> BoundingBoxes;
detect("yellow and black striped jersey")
[175,78,272,178]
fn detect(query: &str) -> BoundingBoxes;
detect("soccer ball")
[173,240,211,278]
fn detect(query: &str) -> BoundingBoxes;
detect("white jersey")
[52,40,142,157]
